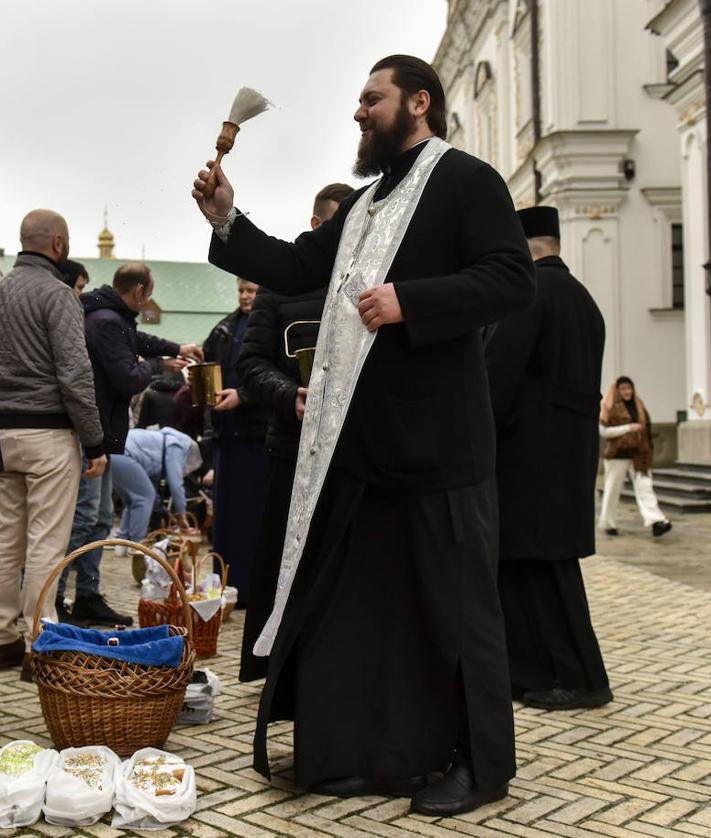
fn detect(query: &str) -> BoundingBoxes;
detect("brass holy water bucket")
[190,362,223,406]
[284,321,320,387]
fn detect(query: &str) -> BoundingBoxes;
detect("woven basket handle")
[32,538,194,641]
[144,528,178,542]
[195,551,228,593]
[166,539,193,601]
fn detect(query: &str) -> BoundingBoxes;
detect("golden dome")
[97,208,115,258]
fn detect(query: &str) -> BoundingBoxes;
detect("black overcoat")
[208,143,536,788]
[485,255,605,561]
[210,147,536,489]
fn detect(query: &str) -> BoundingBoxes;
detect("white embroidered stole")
[253,137,451,656]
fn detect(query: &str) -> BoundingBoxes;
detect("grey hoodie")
[0,252,104,456]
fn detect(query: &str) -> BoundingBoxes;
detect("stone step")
[655,466,711,484]
[647,477,711,497]
[620,486,711,512]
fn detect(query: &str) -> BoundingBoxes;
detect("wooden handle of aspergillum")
[203,121,240,199]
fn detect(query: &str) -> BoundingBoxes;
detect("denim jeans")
[111,454,156,542]
[58,457,113,598]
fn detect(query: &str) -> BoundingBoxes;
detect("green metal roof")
[0,254,237,313]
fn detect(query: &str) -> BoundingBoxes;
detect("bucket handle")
[283,320,321,359]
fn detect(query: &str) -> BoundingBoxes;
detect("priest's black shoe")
[523,686,613,711]
[312,775,426,798]
[605,528,619,536]
[410,761,508,817]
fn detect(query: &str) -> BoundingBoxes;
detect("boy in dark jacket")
[58,262,203,625]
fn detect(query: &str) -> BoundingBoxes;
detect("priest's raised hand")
[192,160,234,222]
[357,285,404,331]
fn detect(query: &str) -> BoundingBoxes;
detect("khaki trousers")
[0,428,81,649]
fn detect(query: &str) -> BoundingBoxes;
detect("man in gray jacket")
[0,209,106,679]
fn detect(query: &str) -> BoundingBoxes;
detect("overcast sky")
[0,0,447,263]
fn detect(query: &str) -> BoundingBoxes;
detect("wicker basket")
[222,586,238,622]
[188,552,227,659]
[139,550,227,659]
[167,511,203,544]
[31,538,195,757]
[138,540,191,631]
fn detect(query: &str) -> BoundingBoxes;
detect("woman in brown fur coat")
[598,376,671,537]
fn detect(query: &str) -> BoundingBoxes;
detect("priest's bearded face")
[353,69,418,178]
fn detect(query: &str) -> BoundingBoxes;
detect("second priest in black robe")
[485,206,611,711]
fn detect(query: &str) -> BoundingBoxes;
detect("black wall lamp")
[622,159,636,181]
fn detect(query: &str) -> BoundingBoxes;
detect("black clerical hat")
[518,206,560,239]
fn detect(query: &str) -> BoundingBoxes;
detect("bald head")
[20,209,70,264]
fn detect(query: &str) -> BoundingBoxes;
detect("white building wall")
[435,0,686,423]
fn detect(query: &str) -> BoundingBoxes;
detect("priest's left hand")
[357,285,404,332]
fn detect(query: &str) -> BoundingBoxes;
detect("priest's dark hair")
[113,261,152,294]
[59,259,88,290]
[370,54,447,140]
[313,183,354,217]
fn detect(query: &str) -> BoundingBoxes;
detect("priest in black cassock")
[192,55,535,817]
[485,206,612,712]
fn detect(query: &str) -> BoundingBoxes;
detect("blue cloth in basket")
[33,623,184,667]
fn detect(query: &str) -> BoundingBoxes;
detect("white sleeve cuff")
[210,207,238,242]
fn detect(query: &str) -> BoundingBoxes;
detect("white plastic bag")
[112,747,196,829]
[44,745,120,826]
[144,540,173,589]
[0,740,59,828]
[177,668,221,725]
[141,577,167,601]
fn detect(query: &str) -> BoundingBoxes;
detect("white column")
[678,118,711,463]
[681,124,711,419]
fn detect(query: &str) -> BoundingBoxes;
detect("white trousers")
[598,458,667,529]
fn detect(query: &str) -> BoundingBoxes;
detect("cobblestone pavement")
[2,534,711,837]
[597,498,711,593]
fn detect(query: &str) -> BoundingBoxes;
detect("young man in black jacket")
[236,182,353,681]
[58,262,203,625]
